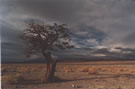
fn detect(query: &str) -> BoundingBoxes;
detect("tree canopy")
[21,22,74,57]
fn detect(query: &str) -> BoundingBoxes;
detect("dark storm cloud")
[3,0,84,24]
[1,20,21,43]
[123,32,135,45]
[117,47,135,59]
[1,42,24,61]
[2,0,135,47]
[89,47,135,60]
[52,47,135,60]
[1,20,26,61]
[115,47,135,51]
[93,48,109,54]
[72,25,106,40]
[69,25,107,47]
[1,0,135,62]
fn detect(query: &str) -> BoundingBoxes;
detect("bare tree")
[21,21,74,83]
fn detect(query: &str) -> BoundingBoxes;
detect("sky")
[1,0,135,62]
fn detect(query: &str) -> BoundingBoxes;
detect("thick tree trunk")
[44,60,57,83]
[42,52,57,83]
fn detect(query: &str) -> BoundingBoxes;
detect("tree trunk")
[43,60,57,83]
[42,51,57,83]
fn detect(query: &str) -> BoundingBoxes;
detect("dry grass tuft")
[88,68,98,74]
[78,67,89,72]
[64,67,73,72]
[2,74,25,84]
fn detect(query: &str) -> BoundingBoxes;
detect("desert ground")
[2,61,135,89]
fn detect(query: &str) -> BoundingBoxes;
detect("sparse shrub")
[88,68,98,74]
[64,67,73,72]
[2,74,24,84]
[109,68,122,74]
[117,86,122,89]
[99,68,107,72]
[78,67,89,72]
[120,68,125,72]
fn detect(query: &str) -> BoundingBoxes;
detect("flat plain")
[2,61,135,89]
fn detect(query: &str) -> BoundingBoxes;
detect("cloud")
[1,0,135,61]
[80,0,135,48]
[1,20,21,43]
[51,47,135,60]
[69,25,107,48]
[2,0,135,47]
[1,42,25,62]
[123,32,135,45]
[2,0,84,24]
[1,20,26,62]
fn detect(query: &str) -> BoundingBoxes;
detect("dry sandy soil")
[2,61,135,89]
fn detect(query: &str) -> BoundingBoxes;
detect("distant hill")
[2,57,135,64]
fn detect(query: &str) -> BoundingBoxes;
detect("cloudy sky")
[1,0,135,62]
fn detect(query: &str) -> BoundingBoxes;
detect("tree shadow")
[17,77,71,85]
[16,74,135,84]
[69,74,135,82]
[42,73,135,83]
[17,79,42,85]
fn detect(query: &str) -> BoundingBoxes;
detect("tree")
[21,21,74,83]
